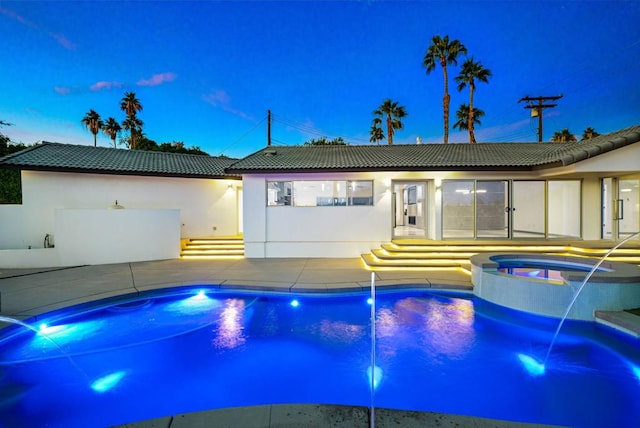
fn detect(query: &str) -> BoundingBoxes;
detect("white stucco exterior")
[0,170,241,267]
[241,143,640,258]
[0,170,240,250]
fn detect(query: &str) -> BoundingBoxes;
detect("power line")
[216,115,267,156]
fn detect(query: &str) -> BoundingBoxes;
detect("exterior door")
[601,177,639,240]
[393,182,427,238]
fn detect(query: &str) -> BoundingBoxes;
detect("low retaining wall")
[0,209,180,268]
[471,253,640,320]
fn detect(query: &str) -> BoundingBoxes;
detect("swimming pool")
[1,287,639,427]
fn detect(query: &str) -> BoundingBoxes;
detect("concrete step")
[180,237,244,259]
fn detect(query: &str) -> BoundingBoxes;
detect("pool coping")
[470,252,640,283]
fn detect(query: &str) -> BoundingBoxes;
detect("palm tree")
[581,127,600,140]
[551,128,577,143]
[120,92,143,117]
[423,35,467,144]
[122,115,144,149]
[102,117,122,149]
[455,58,491,144]
[453,104,485,140]
[369,123,385,145]
[120,92,143,149]
[372,99,407,145]
[81,109,103,147]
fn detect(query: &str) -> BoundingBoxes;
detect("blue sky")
[1,1,639,158]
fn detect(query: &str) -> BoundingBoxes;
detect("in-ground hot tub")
[470,253,640,320]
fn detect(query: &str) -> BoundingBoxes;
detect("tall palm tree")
[551,128,577,143]
[120,92,143,117]
[102,117,122,149]
[122,115,144,149]
[423,35,467,144]
[372,99,407,145]
[369,123,385,145]
[455,58,491,144]
[120,92,143,149]
[453,104,485,140]
[581,127,600,140]
[81,109,103,147]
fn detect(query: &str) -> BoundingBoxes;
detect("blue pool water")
[0,288,639,427]
[496,259,607,282]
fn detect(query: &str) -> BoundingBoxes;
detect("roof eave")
[3,164,241,180]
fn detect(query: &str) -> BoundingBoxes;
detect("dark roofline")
[225,165,537,174]
[0,142,242,180]
[1,163,240,180]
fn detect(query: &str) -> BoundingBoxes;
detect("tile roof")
[226,125,640,173]
[0,142,240,179]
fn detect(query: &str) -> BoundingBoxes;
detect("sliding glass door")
[512,181,545,238]
[476,181,509,238]
[441,179,581,240]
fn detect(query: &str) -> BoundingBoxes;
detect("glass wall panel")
[548,180,581,238]
[268,180,373,207]
[601,178,614,239]
[476,181,509,238]
[267,181,292,206]
[513,181,545,238]
[443,181,474,238]
[619,178,640,238]
[347,180,374,205]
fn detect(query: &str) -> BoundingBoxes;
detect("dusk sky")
[1,1,639,158]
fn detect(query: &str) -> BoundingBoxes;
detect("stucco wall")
[243,172,391,258]
[55,209,180,265]
[0,170,239,250]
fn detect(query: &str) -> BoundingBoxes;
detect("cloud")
[202,90,231,107]
[136,72,177,87]
[90,81,123,91]
[201,89,251,120]
[54,86,71,95]
[0,6,76,50]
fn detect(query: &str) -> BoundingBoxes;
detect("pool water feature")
[0,288,639,428]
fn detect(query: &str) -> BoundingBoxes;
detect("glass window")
[442,180,474,238]
[348,180,374,206]
[548,180,581,238]
[267,181,292,206]
[267,180,373,206]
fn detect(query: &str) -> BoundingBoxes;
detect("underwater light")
[517,353,545,376]
[367,365,383,390]
[196,290,207,299]
[367,298,373,305]
[91,371,126,393]
[631,364,640,383]
[38,323,66,335]
[290,299,300,308]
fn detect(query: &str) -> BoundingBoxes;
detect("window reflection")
[212,299,246,349]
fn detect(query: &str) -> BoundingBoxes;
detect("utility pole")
[518,95,562,142]
[267,110,272,146]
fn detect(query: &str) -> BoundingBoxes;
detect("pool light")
[367,365,383,390]
[367,298,373,305]
[517,353,545,376]
[90,371,126,393]
[290,299,300,308]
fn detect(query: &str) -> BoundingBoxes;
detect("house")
[0,143,241,267]
[1,125,639,268]
[226,125,640,259]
